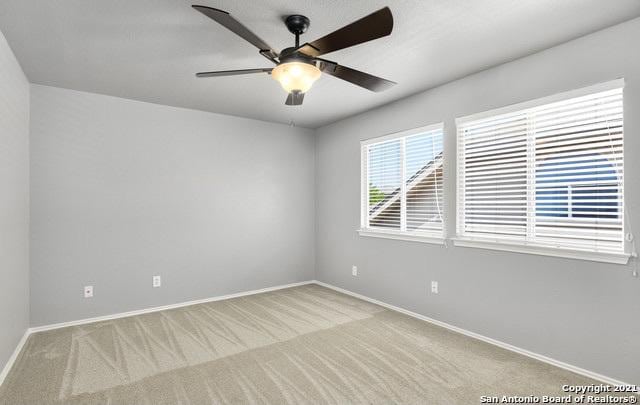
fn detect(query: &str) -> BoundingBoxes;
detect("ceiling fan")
[192,5,396,106]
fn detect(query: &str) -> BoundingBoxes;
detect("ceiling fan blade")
[196,68,273,78]
[285,91,305,106]
[296,7,393,57]
[192,5,279,61]
[316,59,395,92]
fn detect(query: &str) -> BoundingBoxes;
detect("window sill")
[452,237,631,265]
[358,229,445,245]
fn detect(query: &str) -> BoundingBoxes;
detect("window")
[360,124,444,242]
[456,81,627,263]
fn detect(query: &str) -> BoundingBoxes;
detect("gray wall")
[0,31,29,369]
[30,85,315,326]
[315,18,640,384]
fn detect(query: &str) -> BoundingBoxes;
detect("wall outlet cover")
[152,275,161,288]
[84,285,93,298]
[352,266,358,276]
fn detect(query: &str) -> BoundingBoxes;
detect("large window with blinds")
[456,81,627,263]
[360,124,444,242]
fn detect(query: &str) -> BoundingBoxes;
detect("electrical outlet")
[352,265,358,276]
[431,281,438,294]
[152,275,161,288]
[84,285,93,298]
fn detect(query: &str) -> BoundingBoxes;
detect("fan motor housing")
[278,47,316,66]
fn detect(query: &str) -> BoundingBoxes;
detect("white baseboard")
[312,280,633,387]
[0,330,30,388]
[3,279,631,390]
[29,280,314,333]
[2,280,314,388]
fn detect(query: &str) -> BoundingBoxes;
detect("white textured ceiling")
[1,0,639,128]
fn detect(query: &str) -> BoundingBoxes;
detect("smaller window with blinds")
[360,124,444,242]
[456,80,628,263]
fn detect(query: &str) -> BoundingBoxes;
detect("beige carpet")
[0,284,634,404]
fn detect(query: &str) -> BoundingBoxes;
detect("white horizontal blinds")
[458,86,624,253]
[367,139,402,230]
[533,88,623,253]
[458,110,529,240]
[405,129,444,234]
[365,125,444,236]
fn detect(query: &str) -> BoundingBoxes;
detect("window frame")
[454,79,630,264]
[359,123,446,245]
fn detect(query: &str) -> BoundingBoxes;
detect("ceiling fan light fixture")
[192,5,396,105]
[271,61,321,93]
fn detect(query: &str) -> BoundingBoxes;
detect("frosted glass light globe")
[271,61,321,93]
